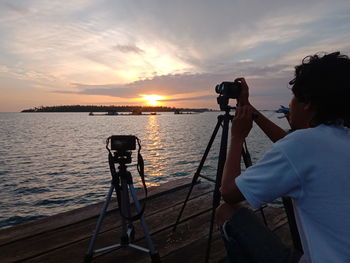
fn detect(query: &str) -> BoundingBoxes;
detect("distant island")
[21,105,211,113]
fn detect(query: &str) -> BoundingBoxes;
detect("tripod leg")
[129,183,161,262]
[282,197,303,253]
[206,112,231,263]
[84,184,114,263]
[119,176,134,245]
[128,184,156,252]
[173,116,223,231]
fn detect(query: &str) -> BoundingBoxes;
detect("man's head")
[289,52,350,129]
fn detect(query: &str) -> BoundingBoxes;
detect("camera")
[215,81,241,99]
[110,135,136,151]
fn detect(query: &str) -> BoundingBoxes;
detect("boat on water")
[88,110,160,116]
[174,109,199,115]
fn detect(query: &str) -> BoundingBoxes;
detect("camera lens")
[215,84,221,94]
[215,81,241,99]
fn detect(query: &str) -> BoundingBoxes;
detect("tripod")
[173,106,266,263]
[84,151,160,263]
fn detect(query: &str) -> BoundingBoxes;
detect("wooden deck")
[0,179,293,262]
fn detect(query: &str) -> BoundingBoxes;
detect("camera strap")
[136,137,148,198]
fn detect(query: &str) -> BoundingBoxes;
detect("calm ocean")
[0,111,289,229]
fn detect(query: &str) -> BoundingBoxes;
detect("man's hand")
[235,77,250,106]
[215,202,236,227]
[231,105,253,140]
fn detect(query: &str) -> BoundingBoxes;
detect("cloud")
[0,2,29,15]
[55,61,292,102]
[2,0,350,111]
[162,95,214,102]
[0,65,10,73]
[113,44,145,54]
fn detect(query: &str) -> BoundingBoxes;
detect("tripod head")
[112,151,132,165]
[216,95,236,119]
[217,94,237,112]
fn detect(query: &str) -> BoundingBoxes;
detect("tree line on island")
[21,105,211,113]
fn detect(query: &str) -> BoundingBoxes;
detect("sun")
[140,94,165,106]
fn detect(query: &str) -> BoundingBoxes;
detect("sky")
[1,0,350,112]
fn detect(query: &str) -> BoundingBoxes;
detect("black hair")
[289,52,350,128]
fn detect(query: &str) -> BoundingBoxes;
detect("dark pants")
[221,207,302,263]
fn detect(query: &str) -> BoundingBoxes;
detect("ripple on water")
[34,197,75,206]
[15,186,51,195]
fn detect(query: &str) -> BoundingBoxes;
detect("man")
[216,52,350,263]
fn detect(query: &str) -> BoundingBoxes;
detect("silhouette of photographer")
[216,52,350,263]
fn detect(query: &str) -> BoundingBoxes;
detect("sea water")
[0,111,289,229]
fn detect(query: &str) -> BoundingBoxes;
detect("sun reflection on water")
[144,115,164,182]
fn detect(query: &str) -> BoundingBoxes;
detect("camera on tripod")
[85,134,160,263]
[215,81,242,110]
[107,135,137,164]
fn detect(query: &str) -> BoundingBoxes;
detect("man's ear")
[304,102,317,127]
[303,102,314,111]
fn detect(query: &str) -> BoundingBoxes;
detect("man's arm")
[220,105,252,205]
[235,77,288,143]
[250,105,288,143]
[220,136,245,204]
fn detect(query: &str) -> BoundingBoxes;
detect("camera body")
[215,81,241,99]
[110,135,136,151]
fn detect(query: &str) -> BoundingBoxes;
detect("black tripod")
[84,151,160,263]
[173,106,266,262]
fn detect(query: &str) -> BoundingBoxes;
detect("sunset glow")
[1,1,350,112]
[140,95,165,106]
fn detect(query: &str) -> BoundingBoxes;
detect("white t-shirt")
[236,124,350,263]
